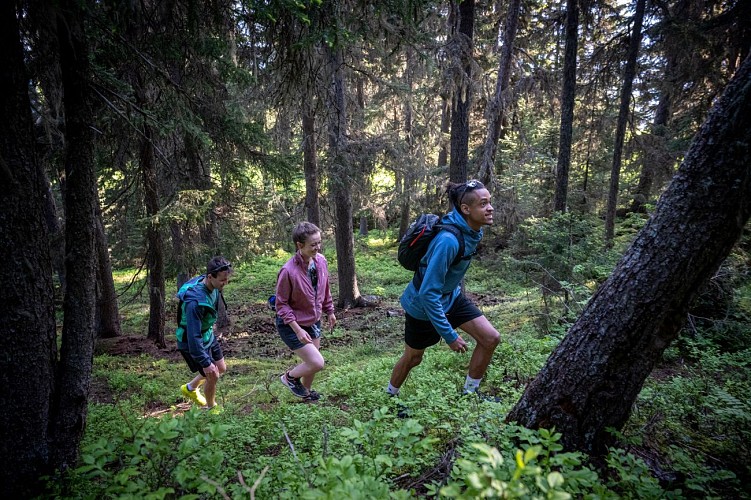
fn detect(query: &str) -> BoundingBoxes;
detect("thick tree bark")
[449,0,475,184]
[49,0,99,472]
[302,99,321,227]
[552,0,579,212]
[477,0,521,187]
[508,53,751,455]
[28,0,67,291]
[605,0,646,244]
[0,4,57,496]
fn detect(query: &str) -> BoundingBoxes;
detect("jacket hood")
[443,207,483,241]
[177,275,212,305]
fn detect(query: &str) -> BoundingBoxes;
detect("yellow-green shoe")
[181,384,207,406]
[200,404,223,415]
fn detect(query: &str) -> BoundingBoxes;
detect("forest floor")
[84,281,750,498]
[90,298,405,411]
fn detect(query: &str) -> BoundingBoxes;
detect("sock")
[386,383,400,396]
[463,375,481,393]
[186,382,194,391]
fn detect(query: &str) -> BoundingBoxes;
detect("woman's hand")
[327,313,337,332]
[295,328,312,344]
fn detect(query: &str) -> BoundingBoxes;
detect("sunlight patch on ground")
[142,402,193,419]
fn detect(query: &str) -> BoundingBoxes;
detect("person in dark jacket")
[176,256,232,411]
[386,180,501,400]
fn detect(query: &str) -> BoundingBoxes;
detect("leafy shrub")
[48,409,229,498]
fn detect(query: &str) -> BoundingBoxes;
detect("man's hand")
[448,336,468,353]
[204,363,220,381]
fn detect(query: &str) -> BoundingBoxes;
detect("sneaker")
[280,371,309,398]
[200,404,223,415]
[462,390,502,403]
[302,390,321,403]
[181,384,207,406]
[388,393,410,419]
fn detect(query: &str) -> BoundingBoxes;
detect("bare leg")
[203,358,227,407]
[458,316,501,379]
[299,338,323,390]
[188,374,205,390]
[289,341,325,390]
[389,345,426,389]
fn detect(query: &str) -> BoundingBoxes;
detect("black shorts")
[404,293,483,350]
[179,337,224,376]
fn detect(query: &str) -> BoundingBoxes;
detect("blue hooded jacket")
[399,208,483,343]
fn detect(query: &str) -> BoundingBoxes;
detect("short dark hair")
[292,221,321,245]
[447,179,485,211]
[207,256,232,276]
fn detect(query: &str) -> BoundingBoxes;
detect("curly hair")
[446,179,486,211]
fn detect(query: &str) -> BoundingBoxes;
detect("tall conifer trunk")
[605,0,647,244]
[552,0,579,212]
[0,3,57,495]
[326,36,363,308]
[449,0,475,184]
[302,99,321,227]
[50,0,99,470]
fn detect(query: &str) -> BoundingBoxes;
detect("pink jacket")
[275,252,334,327]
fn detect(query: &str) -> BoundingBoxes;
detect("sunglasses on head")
[209,263,232,275]
[459,179,483,206]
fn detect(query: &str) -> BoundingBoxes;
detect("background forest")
[2,0,750,498]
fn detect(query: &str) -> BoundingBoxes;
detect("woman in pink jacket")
[275,222,337,402]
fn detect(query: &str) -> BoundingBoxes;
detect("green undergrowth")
[47,222,751,498]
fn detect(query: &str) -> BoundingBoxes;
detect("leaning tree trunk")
[552,0,578,213]
[507,53,751,455]
[50,0,99,471]
[0,3,57,496]
[604,0,646,245]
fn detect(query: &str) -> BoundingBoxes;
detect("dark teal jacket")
[175,275,219,367]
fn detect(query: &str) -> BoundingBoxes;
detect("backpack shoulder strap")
[412,223,473,291]
[439,224,467,267]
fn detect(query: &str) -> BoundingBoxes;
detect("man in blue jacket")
[176,256,232,411]
[386,180,501,399]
